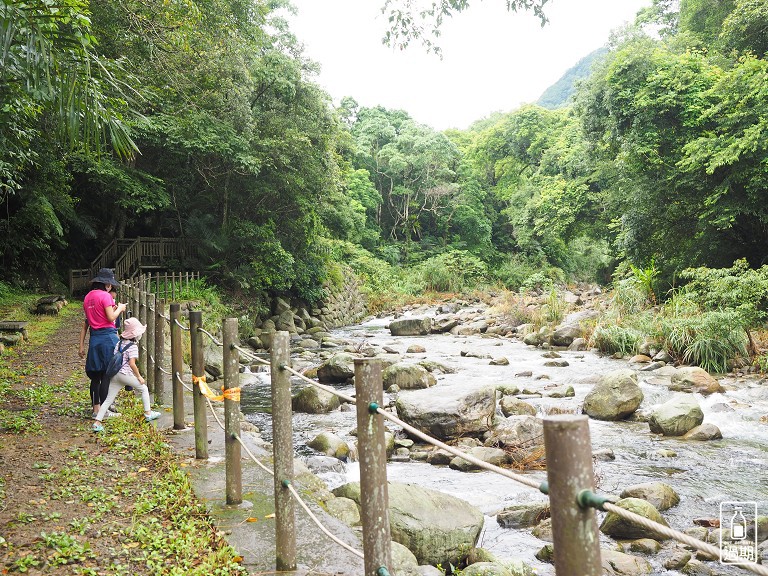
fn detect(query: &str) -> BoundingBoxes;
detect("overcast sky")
[285,0,651,130]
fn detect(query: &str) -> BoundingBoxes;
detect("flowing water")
[239,309,768,574]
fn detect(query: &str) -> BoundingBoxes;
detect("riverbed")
[239,308,768,574]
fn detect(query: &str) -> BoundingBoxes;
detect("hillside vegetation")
[1,0,767,326]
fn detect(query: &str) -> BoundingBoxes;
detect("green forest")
[2,0,767,317]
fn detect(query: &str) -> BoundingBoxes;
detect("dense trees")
[1,0,767,304]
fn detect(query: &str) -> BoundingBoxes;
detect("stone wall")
[243,268,367,350]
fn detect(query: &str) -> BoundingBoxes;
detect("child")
[93,317,160,432]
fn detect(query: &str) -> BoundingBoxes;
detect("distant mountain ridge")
[537,46,609,109]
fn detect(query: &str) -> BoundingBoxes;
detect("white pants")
[94,371,151,421]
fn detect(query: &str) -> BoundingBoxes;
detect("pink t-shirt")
[115,339,139,376]
[83,289,116,330]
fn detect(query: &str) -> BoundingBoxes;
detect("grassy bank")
[0,291,246,575]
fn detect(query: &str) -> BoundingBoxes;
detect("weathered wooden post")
[169,303,185,430]
[138,287,147,377]
[354,359,392,576]
[542,415,602,576]
[270,331,295,571]
[154,300,165,405]
[146,293,156,393]
[189,310,208,459]
[222,318,242,505]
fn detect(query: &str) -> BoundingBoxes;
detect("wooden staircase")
[69,237,197,294]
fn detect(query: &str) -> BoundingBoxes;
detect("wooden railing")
[69,237,197,294]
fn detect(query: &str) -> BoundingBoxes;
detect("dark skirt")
[85,327,118,373]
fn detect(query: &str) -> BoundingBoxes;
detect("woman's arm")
[105,301,127,322]
[78,321,88,358]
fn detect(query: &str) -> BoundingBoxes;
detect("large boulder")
[582,369,643,420]
[292,385,341,414]
[648,394,704,436]
[317,353,356,383]
[395,385,497,440]
[383,363,436,390]
[670,366,724,395]
[600,497,669,541]
[333,481,484,566]
[390,317,432,336]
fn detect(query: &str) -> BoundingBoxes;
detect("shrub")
[415,250,488,293]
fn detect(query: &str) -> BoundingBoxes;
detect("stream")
[238,308,768,575]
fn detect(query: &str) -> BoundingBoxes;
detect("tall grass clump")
[659,310,748,373]
[590,325,643,356]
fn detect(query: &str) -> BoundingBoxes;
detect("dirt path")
[0,313,242,575]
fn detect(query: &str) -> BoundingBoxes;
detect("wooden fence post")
[154,300,165,405]
[222,318,242,505]
[146,293,156,393]
[169,303,185,430]
[138,287,147,377]
[354,359,392,576]
[189,310,208,459]
[542,415,602,576]
[270,331,296,571]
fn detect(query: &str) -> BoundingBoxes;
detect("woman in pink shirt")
[78,268,127,417]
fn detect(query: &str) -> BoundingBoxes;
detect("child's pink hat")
[122,317,146,340]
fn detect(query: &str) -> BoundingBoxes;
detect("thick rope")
[197,327,223,347]
[601,503,768,575]
[174,318,190,331]
[285,481,364,559]
[282,365,357,404]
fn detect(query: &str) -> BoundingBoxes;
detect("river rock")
[531,517,553,541]
[490,357,510,366]
[569,337,587,351]
[625,538,662,554]
[303,455,345,475]
[583,369,643,420]
[499,397,537,417]
[496,501,550,529]
[535,543,554,563]
[450,447,510,471]
[648,394,704,436]
[292,385,341,413]
[662,549,692,570]
[383,363,436,390]
[390,317,432,336]
[462,561,534,576]
[600,498,669,540]
[407,344,426,354]
[432,315,459,333]
[680,559,714,575]
[317,352,356,383]
[670,366,724,395]
[395,385,497,440]
[682,423,722,441]
[601,548,653,575]
[391,540,420,576]
[307,431,350,459]
[620,482,680,511]
[325,496,360,526]
[332,481,484,566]
[484,415,544,450]
[544,385,574,398]
[417,566,444,576]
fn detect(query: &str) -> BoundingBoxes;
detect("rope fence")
[117,275,767,576]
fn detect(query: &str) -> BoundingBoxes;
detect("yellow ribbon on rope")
[191,374,240,402]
